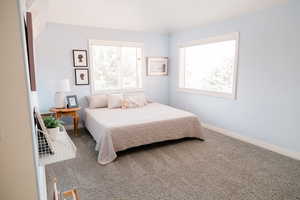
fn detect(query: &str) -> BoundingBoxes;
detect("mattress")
[84,103,204,165]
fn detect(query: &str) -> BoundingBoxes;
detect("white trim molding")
[177,32,239,48]
[89,39,144,47]
[203,123,300,161]
[177,88,235,99]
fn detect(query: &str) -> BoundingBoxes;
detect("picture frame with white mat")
[66,95,79,108]
[74,69,89,85]
[147,57,168,76]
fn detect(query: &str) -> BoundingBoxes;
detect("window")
[179,33,239,99]
[89,40,143,93]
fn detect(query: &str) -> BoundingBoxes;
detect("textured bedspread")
[84,103,204,165]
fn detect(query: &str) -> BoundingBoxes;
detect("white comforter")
[84,103,204,165]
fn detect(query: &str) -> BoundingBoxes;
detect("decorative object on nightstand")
[50,107,81,136]
[147,57,168,76]
[66,95,79,108]
[54,79,71,108]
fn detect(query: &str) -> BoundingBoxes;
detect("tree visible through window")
[179,33,239,99]
[90,41,143,93]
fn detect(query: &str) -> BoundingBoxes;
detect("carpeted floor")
[46,128,300,200]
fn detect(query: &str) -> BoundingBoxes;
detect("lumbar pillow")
[108,94,124,109]
[87,94,108,108]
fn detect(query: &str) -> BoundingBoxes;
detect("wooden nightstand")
[50,107,81,136]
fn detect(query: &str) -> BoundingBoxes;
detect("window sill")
[177,88,236,100]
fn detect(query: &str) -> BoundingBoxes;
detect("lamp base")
[54,92,66,108]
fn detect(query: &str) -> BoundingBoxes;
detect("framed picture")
[75,69,89,85]
[25,12,37,91]
[73,49,88,67]
[147,57,168,76]
[66,95,79,108]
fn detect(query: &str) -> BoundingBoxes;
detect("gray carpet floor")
[46,128,300,200]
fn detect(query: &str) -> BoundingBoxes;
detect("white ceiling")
[48,0,288,33]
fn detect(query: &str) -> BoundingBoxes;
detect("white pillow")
[108,94,123,109]
[122,93,148,108]
[87,94,108,108]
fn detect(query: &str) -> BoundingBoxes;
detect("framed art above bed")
[75,69,89,85]
[73,49,88,67]
[147,57,168,76]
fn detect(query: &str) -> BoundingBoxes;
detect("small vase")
[47,127,60,135]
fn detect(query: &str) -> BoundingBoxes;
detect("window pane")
[121,47,138,89]
[136,48,142,88]
[183,40,236,94]
[91,43,142,92]
[92,45,120,91]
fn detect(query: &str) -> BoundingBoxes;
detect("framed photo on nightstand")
[66,95,79,108]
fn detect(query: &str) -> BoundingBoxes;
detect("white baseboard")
[202,123,300,161]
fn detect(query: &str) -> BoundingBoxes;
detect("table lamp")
[54,79,71,108]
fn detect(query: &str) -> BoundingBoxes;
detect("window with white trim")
[179,33,239,99]
[89,40,143,93]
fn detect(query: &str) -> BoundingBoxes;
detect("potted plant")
[43,116,64,135]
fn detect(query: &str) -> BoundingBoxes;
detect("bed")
[84,103,204,165]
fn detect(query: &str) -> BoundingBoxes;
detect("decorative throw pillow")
[121,99,130,109]
[108,94,124,109]
[134,93,148,106]
[122,93,148,109]
[87,94,108,108]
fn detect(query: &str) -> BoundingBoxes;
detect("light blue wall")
[168,0,300,153]
[35,23,169,113]
[36,1,300,153]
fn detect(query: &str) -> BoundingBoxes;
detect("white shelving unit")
[38,127,76,200]
[39,128,76,166]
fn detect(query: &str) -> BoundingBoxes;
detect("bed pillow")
[87,94,108,108]
[122,93,148,109]
[108,94,124,109]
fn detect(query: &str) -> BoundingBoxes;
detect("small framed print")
[66,95,79,108]
[147,57,168,76]
[73,49,88,67]
[75,69,89,85]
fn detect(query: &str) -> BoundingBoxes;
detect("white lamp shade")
[57,79,71,92]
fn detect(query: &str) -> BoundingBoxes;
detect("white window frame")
[89,40,144,94]
[177,32,239,99]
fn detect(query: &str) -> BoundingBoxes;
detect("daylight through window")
[179,33,239,99]
[89,40,143,93]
